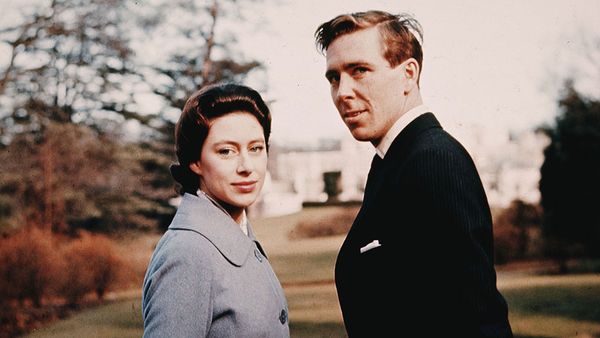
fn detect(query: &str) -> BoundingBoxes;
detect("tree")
[0,1,177,233]
[0,0,149,141]
[138,0,265,111]
[0,0,270,234]
[131,0,268,231]
[0,122,171,233]
[539,81,600,258]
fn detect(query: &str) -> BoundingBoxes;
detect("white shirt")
[239,211,249,236]
[375,104,430,159]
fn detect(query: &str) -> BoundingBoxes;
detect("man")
[315,11,512,337]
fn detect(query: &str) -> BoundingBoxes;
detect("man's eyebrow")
[326,62,370,77]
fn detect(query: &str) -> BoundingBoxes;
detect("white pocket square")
[360,240,381,253]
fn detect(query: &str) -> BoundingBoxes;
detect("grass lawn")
[21,207,600,337]
[502,275,600,337]
[24,274,600,338]
[24,297,143,338]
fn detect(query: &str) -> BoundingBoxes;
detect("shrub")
[493,199,543,264]
[291,206,359,239]
[0,227,61,307]
[58,232,123,307]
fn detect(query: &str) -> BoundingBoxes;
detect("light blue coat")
[142,193,290,337]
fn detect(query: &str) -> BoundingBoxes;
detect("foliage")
[138,0,265,111]
[0,122,173,233]
[58,232,124,306]
[0,0,269,234]
[539,81,600,258]
[132,0,267,206]
[0,0,146,141]
[493,199,543,264]
[0,229,134,336]
[0,0,179,234]
[0,227,61,307]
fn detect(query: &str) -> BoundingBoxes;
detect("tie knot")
[369,154,384,176]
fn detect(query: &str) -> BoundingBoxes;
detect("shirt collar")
[240,211,248,236]
[375,104,430,159]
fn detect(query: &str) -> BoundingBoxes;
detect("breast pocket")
[357,239,387,276]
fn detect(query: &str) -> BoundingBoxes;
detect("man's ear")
[189,162,202,176]
[403,58,420,93]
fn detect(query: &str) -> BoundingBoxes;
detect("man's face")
[325,27,409,146]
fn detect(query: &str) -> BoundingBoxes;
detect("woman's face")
[190,111,267,217]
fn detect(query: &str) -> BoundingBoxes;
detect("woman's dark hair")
[170,83,271,195]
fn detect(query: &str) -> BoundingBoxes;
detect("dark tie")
[363,154,385,201]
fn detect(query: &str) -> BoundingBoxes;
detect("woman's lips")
[232,181,257,193]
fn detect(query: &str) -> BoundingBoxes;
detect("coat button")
[254,248,263,262]
[279,309,287,324]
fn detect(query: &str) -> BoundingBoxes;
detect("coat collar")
[168,193,256,267]
[383,112,441,164]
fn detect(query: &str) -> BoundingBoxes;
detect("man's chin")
[348,128,373,143]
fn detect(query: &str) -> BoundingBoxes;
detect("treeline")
[494,82,600,269]
[0,0,264,235]
[0,1,265,335]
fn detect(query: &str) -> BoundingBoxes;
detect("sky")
[1,0,599,149]
[238,0,600,147]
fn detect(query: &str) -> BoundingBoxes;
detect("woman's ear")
[189,162,202,176]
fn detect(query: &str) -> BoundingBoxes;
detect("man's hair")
[315,10,423,76]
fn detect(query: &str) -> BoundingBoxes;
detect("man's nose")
[335,74,355,102]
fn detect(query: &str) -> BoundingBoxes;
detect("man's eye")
[326,74,339,84]
[353,67,368,75]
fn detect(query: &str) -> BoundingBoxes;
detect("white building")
[468,129,549,208]
[254,127,549,217]
[267,136,374,203]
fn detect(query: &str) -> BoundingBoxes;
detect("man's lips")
[343,109,366,122]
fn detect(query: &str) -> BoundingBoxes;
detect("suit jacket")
[335,113,512,337]
[142,193,290,338]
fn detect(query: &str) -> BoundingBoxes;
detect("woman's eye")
[218,148,234,156]
[250,145,264,153]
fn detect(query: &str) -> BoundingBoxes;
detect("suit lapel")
[352,113,441,228]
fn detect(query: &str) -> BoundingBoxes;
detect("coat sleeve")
[404,147,512,337]
[142,232,214,338]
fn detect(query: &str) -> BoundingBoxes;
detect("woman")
[142,83,290,337]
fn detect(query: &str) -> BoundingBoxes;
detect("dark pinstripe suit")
[334,113,512,337]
